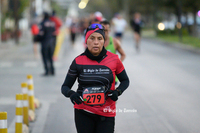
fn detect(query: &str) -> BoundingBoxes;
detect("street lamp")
[78,2,86,9]
[158,23,165,31]
[78,0,89,9]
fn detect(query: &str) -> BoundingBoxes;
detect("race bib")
[82,86,106,106]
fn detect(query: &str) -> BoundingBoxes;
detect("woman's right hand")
[107,90,119,101]
[70,91,84,105]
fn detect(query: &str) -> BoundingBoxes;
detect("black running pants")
[74,109,115,133]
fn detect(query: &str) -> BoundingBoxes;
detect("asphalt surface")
[0,29,200,133]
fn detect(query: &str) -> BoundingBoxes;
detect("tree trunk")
[192,8,197,37]
[30,0,34,24]
[184,12,190,34]
[123,0,129,24]
[177,0,182,42]
[14,0,19,44]
[152,0,157,35]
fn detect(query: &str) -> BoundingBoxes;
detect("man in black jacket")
[38,12,56,76]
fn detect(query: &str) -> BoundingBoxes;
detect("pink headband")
[85,28,100,44]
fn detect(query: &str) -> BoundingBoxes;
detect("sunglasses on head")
[87,23,104,30]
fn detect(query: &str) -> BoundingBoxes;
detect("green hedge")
[156,28,189,36]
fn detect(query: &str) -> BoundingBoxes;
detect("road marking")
[55,62,62,67]
[8,117,15,133]
[158,115,179,133]
[0,62,13,68]
[0,97,15,105]
[24,61,38,67]
[0,61,63,68]
[1,97,15,133]
[31,100,50,133]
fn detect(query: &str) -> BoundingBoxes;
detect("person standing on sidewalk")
[37,12,56,76]
[61,23,129,133]
[100,20,126,85]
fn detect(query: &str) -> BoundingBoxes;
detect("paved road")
[0,30,200,133]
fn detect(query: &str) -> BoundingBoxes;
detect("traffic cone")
[21,83,29,126]
[0,112,7,133]
[15,94,29,133]
[15,94,23,133]
[27,75,35,112]
[27,75,40,109]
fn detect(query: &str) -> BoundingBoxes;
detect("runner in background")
[100,20,126,61]
[65,15,72,31]
[130,12,142,52]
[69,17,79,46]
[100,20,126,85]
[89,11,103,25]
[79,17,89,36]
[111,13,127,42]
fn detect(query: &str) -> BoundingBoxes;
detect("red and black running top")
[62,49,129,117]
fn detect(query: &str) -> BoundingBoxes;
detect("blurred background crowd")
[1,0,200,46]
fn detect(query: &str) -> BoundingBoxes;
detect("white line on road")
[24,61,38,67]
[31,100,50,133]
[8,118,15,133]
[54,62,62,67]
[0,97,15,105]
[158,115,179,133]
[0,62,13,68]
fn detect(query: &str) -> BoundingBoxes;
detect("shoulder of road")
[143,37,200,55]
[140,29,200,54]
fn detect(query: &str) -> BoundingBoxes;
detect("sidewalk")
[145,37,200,54]
[0,30,33,58]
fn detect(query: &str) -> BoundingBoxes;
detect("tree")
[161,0,200,37]
[183,0,200,36]
[9,0,29,44]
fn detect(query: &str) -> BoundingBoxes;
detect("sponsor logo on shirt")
[83,68,110,74]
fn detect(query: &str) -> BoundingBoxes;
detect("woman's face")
[86,32,104,56]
